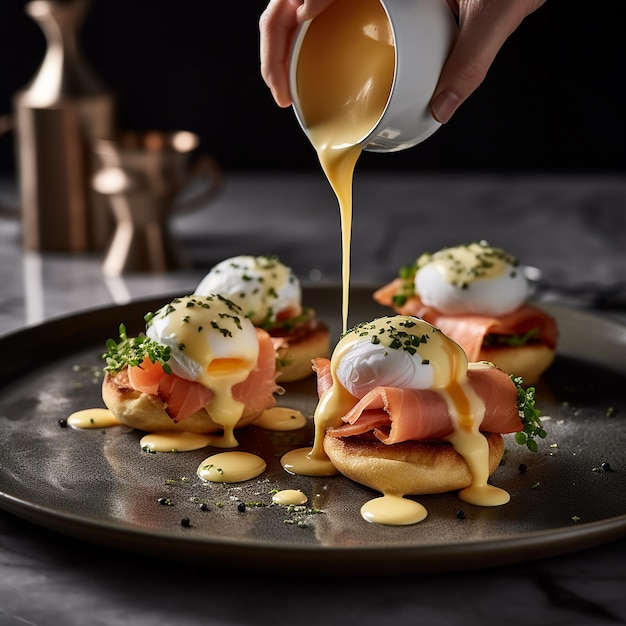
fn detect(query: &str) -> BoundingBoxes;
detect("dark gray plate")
[0,287,625,574]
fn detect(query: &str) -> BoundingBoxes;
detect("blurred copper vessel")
[92,130,222,276]
[15,0,115,252]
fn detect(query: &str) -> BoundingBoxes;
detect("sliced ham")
[314,357,522,445]
[373,279,558,361]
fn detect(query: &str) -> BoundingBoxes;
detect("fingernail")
[431,90,461,124]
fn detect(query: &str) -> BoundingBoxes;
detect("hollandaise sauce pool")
[294,0,395,332]
[197,451,267,483]
[67,408,121,429]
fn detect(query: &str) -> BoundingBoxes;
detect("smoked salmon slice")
[124,328,279,424]
[157,375,214,423]
[314,357,522,444]
[127,357,164,396]
[232,328,282,418]
[373,280,557,361]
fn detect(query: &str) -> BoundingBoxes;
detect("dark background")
[1,0,625,175]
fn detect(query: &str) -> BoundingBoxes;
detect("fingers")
[260,0,337,107]
[259,0,298,107]
[261,0,545,121]
[431,0,546,123]
[293,0,337,21]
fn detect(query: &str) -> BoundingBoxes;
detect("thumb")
[430,1,540,123]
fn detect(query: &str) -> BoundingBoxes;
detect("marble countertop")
[1,172,625,625]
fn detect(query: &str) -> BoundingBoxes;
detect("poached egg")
[194,256,302,326]
[146,295,259,422]
[332,316,468,399]
[310,315,488,475]
[415,241,529,316]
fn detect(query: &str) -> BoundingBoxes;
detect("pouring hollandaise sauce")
[283,0,395,478]
[293,0,395,333]
[74,2,517,529]
[285,1,522,525]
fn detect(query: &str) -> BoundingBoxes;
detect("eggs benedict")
[373,242,558,384]
[194,255,330,382]
[316,316,526,498]
[101,294,281,445]
[303,315,544,524]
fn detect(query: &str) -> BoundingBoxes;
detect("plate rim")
[1,485,625,574]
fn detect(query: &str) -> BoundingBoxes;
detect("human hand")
[259,0,336,107]
[259,0,546,122]
[431,0,546,123]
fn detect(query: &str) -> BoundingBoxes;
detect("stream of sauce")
[294,0,395,333]
[289,0,510,523]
